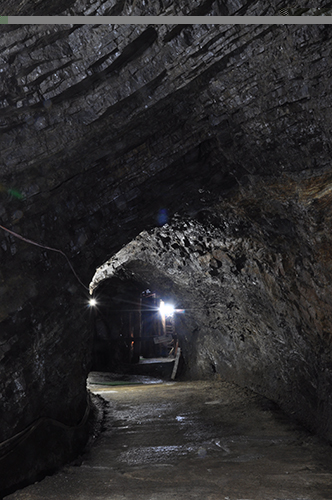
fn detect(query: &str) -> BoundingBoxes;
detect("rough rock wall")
[90,189,332,439]
[1,19,332,491]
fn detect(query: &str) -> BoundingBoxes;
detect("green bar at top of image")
[0,16,8,23]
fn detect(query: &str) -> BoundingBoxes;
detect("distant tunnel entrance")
[89,277,184,380]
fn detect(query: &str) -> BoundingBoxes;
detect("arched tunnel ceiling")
[2,15,332,493]
[89,201,332,439]
[1,21,332,184]
[1,21,332,266]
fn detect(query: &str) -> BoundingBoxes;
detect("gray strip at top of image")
[7,15,332,24]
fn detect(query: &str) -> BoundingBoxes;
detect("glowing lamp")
[159,302,175,317]
[89,298,97,307]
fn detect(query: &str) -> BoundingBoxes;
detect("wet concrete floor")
[6,375,332,500]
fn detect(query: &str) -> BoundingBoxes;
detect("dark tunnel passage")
[2,14,332,497]
[88,276,186,379]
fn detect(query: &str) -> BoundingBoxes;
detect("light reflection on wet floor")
[6,375,332,500]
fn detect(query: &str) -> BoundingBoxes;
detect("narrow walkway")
[6,377,332,500]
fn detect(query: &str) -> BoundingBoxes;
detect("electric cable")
[0,395,91,460]
[0,223,89,291]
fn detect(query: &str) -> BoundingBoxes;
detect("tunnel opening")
[87,275,186,389]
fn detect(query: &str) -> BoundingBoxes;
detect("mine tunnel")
[88,278,184,378]
[1,11,332,498]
